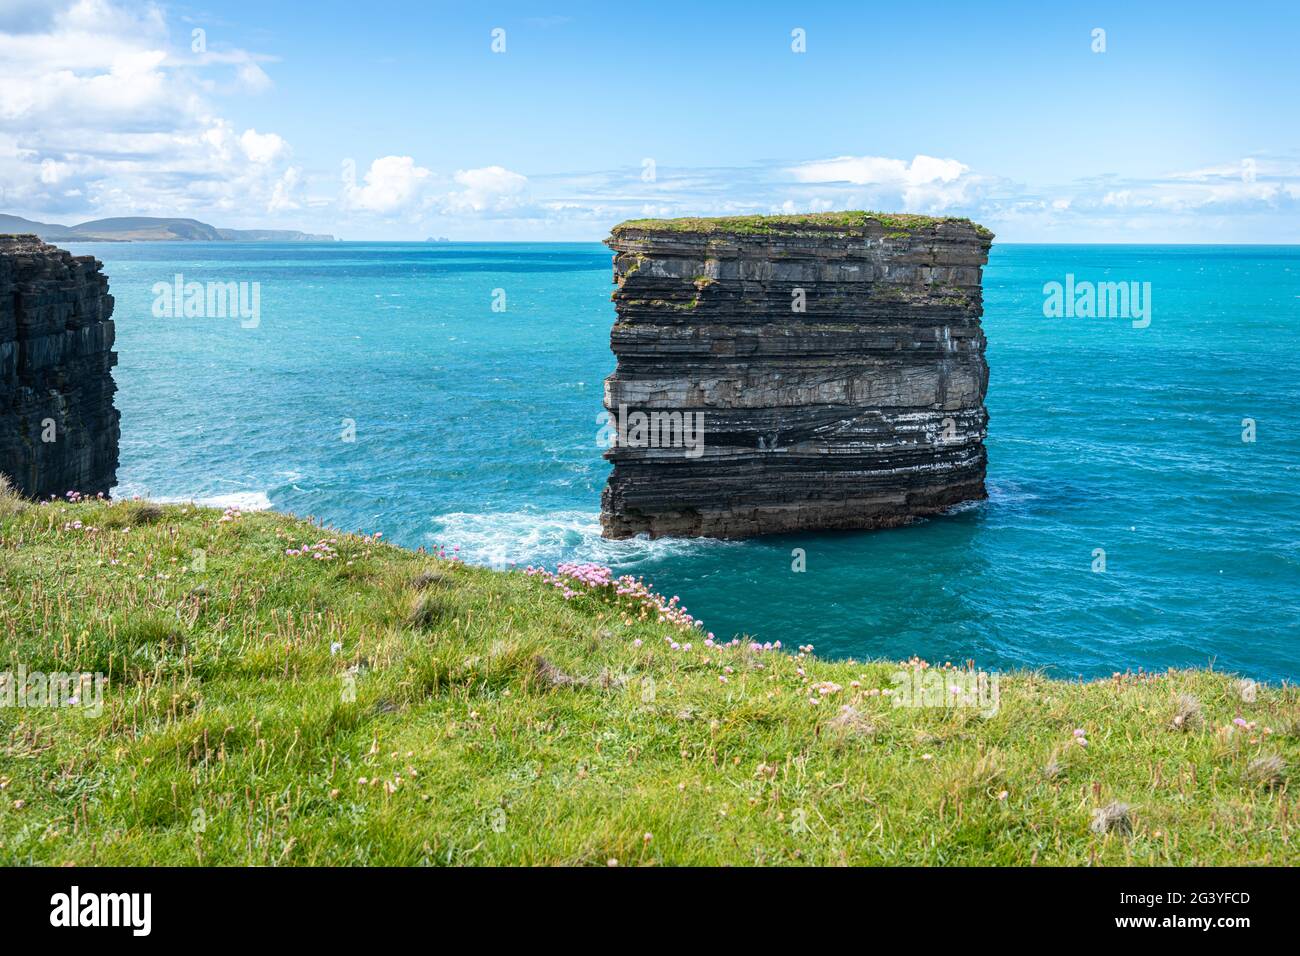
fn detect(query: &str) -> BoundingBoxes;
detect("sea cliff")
[601,212,994,539]
[0,235,119,498]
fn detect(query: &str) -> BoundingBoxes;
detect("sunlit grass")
[0,487,1294,865]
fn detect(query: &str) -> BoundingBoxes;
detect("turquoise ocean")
[65,241,1300,682]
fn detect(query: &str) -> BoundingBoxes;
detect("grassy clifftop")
[0,486,1295,865]
[610,211,994,240]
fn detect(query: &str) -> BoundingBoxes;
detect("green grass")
[0,489,1294,865]
[611,211,995,240]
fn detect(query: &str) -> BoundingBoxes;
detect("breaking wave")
[426,508,739,570]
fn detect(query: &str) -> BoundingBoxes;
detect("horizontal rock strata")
[600,212,993,539]
[0,235,119,498]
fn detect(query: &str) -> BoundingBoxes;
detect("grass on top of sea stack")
[0,485,1296,866]
[610,210,994,239]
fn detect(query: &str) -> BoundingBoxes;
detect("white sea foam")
[202,491,273,511]
[427,509,739,569]
[153,491,273,511]
[984,480,1041,509]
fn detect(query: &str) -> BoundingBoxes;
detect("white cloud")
[1167,158,1300,183]
[444,165,528,213]
[791,154,968,187]
[786,154,981,212]
[1101,190,1144,208]
[268,166,301,213]
[236,61,272,94]
[39,158,70,184]
[0,0,297,223]
[343,155,432,214]
[239,129,286,164]
[1097,179,1291,213]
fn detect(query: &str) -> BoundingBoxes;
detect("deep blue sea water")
[64,240,1300,682]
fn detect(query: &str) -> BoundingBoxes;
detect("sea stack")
[0,235,120,498]
[600,212,993,539]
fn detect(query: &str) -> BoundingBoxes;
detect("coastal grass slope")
[0,486,1295,865]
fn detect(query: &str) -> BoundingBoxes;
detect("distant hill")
[70,217,224,241]
[0,214,80,239]
[217,228,336,242]
[0,214,333,242]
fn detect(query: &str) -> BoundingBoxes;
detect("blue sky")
[2,0,1298,240]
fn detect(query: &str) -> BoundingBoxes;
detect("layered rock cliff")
[600,212,993,539]
[0,235,119,498]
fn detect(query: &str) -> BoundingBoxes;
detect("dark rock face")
[600,213,993,539]
[0,235,120,498]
